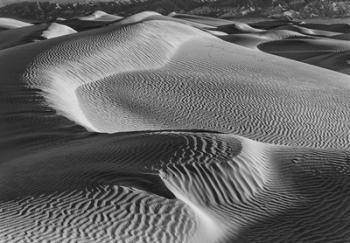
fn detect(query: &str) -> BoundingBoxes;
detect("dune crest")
[20,19,350,149]
[0,17,32,29]
[41,23,77,39]
[78,10,123,21]
[25,20,211,132]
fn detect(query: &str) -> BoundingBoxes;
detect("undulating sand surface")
[1,12,350,243]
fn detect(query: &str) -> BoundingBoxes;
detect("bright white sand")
[41,23,77,39]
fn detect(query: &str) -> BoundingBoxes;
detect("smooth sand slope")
[2,12,350,243]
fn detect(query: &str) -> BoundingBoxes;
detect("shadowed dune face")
[0,24,48,50]
[3,11,350,243]
[220,29,306,48]
[258,37,350,74]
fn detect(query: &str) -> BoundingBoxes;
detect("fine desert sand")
[1,10,350,243]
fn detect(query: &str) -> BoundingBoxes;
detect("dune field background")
[1,2,350,243]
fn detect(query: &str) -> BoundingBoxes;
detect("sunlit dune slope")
[15,19,350,149]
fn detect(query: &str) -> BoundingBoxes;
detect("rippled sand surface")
[1,12,350,243]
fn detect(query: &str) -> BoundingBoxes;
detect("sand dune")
[169,12,236,27]
[1,131,350,242]
[272,24,341,37]
[0,23,49,50]
[41,23,77,39]
[2,10,350,243]
[303,50,350,74]
[57,11,123,31]
[117,11,162,25]
[17,19,350,149]
[0,17,33,29]
[78,10,123,22]
[300,22,350,34]
[258,37,350,74]
[221,29,306,48]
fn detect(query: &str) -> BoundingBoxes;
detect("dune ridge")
[25,20,211,132]
[41,23,77,39]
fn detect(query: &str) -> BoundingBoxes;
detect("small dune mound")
[41,23,77,39]
[117,11,162,25]
[78,10,123,22]
[216,23,262,34]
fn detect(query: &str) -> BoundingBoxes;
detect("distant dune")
[1,11,350,243]
[0,17,32,29]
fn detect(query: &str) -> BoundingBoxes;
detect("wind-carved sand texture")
[1,11,350,243]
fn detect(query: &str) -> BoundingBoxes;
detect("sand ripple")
[1,131,350,242]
